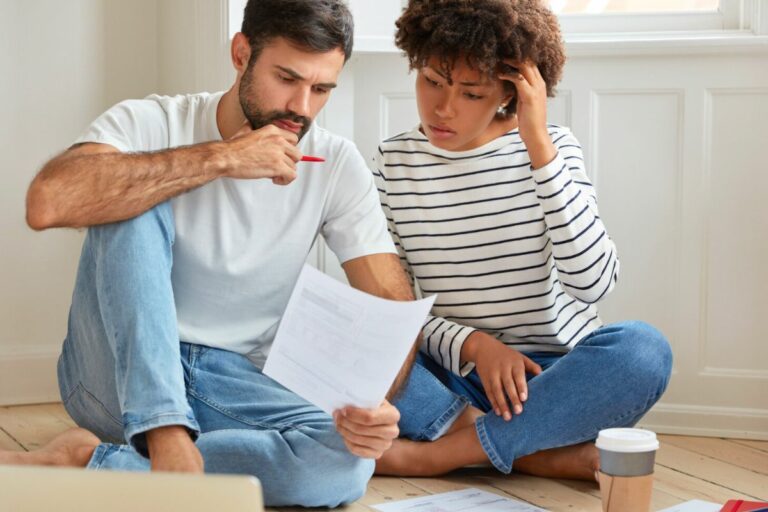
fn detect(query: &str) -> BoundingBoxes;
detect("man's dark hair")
[241,0,354,63]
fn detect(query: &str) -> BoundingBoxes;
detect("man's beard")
[239,66,312,141]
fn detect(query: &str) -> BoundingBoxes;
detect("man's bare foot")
[514,442,600,481]
[0,428,100,468]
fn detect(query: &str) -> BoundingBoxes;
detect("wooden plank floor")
[0,403,766,511]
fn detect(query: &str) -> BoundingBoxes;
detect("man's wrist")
[197,141,229,179]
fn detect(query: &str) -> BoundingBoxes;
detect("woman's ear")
[499,75,516,108]
[502,89,516,111]
[231,32,252,76]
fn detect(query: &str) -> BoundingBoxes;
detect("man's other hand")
[146,425,204,473]
[333,401,400,459]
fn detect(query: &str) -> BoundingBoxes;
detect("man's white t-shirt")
[75,92,396,367]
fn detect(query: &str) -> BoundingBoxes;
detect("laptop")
[0,465,264,512]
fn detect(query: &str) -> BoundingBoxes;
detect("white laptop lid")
[0,465,263,512]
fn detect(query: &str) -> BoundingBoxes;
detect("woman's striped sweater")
[373,125,620,376]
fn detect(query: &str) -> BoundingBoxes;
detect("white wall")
[0,0,159,404]
[157,0,233,95]
[0,0,235,405]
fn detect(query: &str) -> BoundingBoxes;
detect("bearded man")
[12,0,415,507]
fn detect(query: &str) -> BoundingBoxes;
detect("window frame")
[227,0,768,56]
[554,0,747,34]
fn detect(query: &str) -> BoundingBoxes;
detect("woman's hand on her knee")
[462,331,542,421]
[333,400,400,459]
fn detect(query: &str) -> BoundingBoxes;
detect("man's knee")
[323,456,373,506]
[88,201,174,248]
[269,455,373,508]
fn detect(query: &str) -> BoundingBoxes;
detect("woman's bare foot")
[0,428,100,468]
[376,424,488,476]
[445,405,484,435]
[376,401,599,482]
[514,442,600,481]
[376,438,430,475]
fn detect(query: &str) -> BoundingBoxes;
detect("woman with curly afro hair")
[373,0,672,480]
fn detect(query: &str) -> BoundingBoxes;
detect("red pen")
[300,155,325,162]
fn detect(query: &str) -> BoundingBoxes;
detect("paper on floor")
[657,499,722,512]
[371,488,548,512]
[263,264,435,414]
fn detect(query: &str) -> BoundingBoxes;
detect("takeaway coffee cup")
[595,428,659,512]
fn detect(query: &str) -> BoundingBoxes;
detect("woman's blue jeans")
[56,202,373,508]
[393,322,673,473]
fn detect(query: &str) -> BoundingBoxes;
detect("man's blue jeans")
[56,203,373,508]
[394,322,673,473]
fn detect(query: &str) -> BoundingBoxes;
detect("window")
[550,0,720,15]
[227,0,767,54]
[549,0,757,34]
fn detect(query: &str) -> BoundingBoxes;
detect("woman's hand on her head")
[498,59,557,169]
[462,330,542,421]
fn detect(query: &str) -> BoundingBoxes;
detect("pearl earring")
[497,104,507,115]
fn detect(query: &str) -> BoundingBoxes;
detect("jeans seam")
[85,443,109,469]
[123,411,199,442]
[475,416,512,473]
[60,379,79,404]
[64,382,123,428]
[187,345,200,389]
[420,396,469,441]
[123,411,197,428]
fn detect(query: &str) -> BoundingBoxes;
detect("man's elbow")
[25,181,58,230]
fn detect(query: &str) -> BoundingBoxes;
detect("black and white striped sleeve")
[372,147,416,287]
[532,129,620,304]
[373,148,478,377]
[420,315,477,376]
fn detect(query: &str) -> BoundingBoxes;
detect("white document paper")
[371,488,548,512]
[657,500,722,512]
[263,264,436,414]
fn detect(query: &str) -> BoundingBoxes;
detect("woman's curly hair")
[395,0,565,116]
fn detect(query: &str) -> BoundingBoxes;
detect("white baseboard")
[638,403,768,440]
[0,349,61,406]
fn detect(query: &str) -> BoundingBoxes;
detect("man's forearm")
[342,252,420,399]
[27,142,226,229]
[386,336,420,401]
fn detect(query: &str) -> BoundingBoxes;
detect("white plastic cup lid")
[595,428,659,453]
